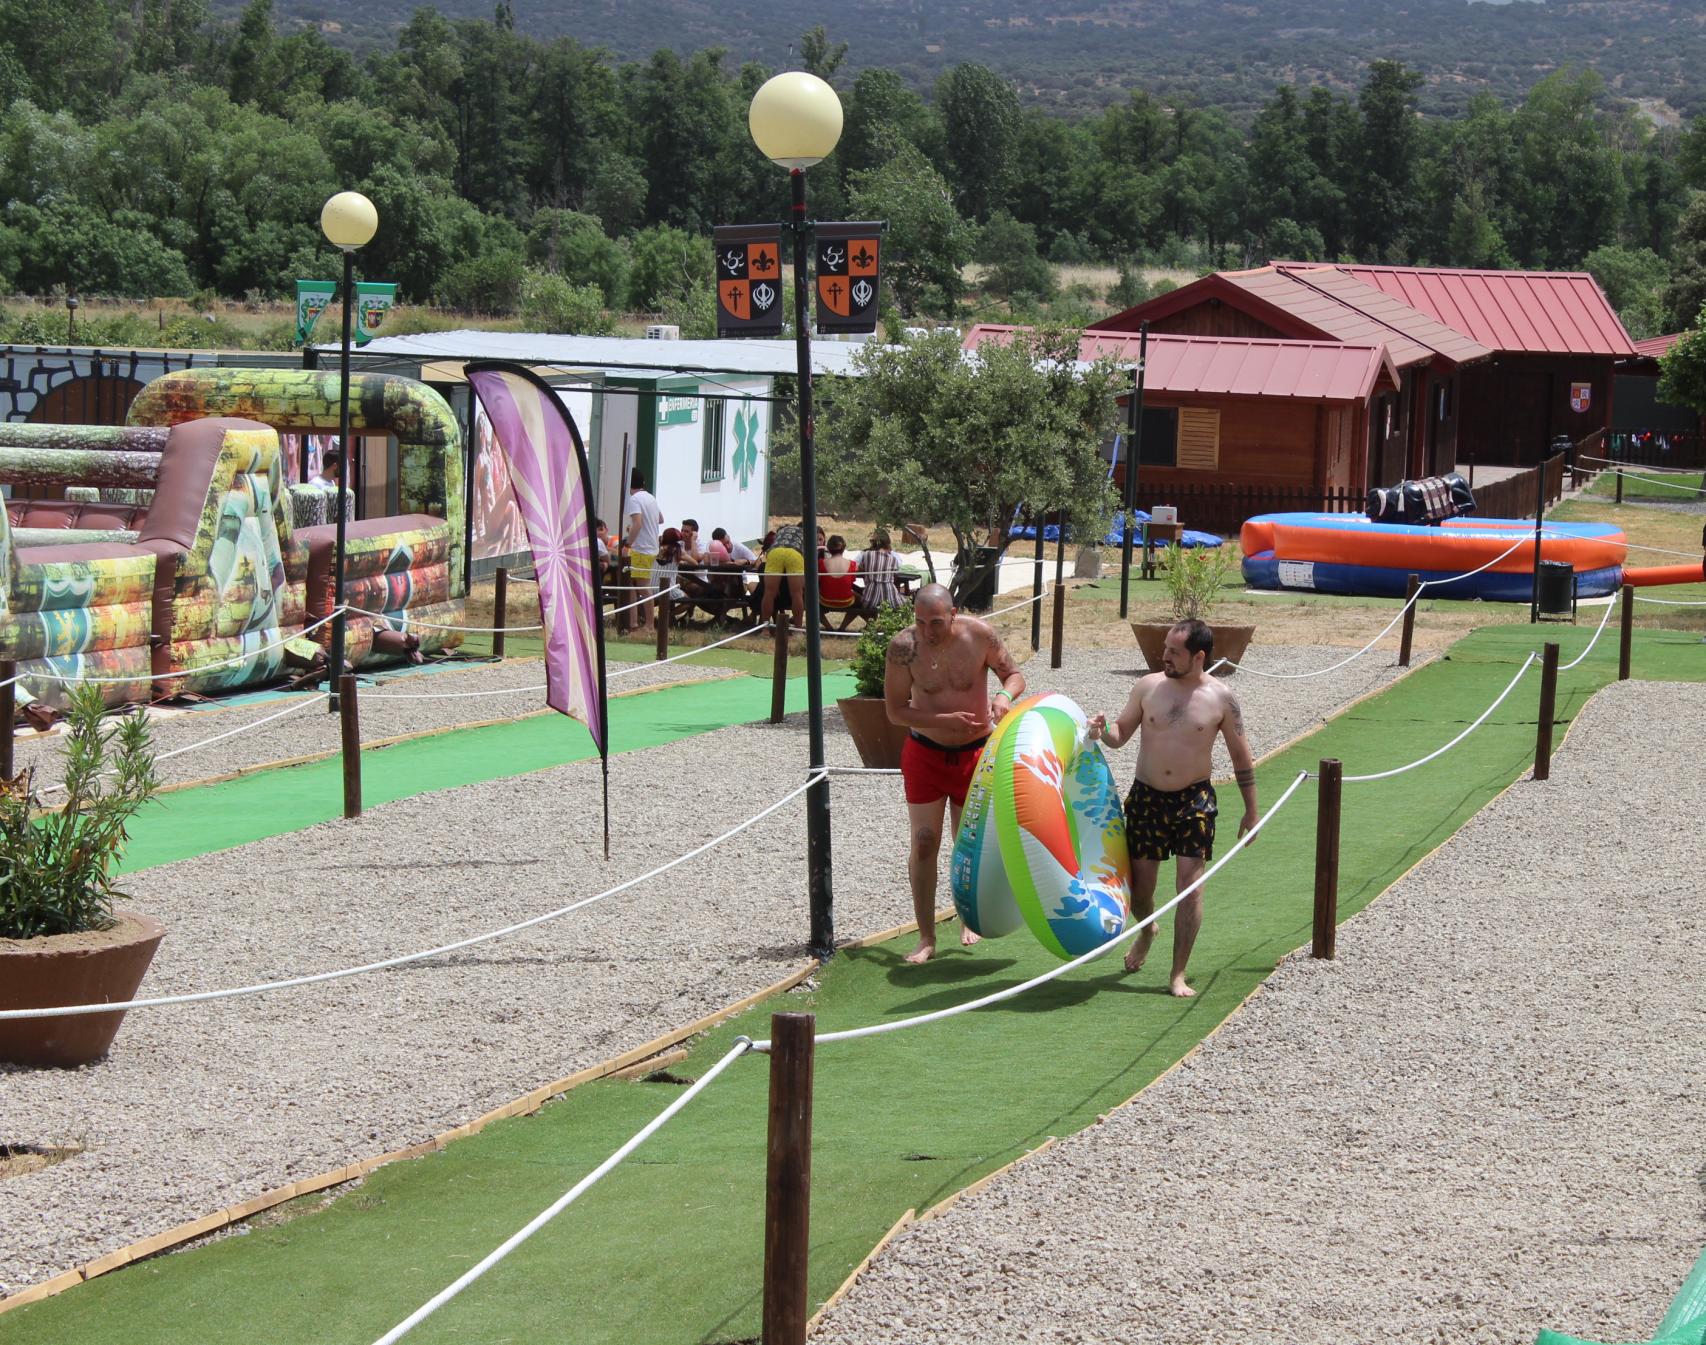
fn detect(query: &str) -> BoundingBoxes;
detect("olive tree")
[805,327,1120,606]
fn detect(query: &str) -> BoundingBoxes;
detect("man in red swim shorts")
[884,584,1024,963]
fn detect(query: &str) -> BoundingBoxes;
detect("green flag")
[294,280,336,347]
[354,281,398,346]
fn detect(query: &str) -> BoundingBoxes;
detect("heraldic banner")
[295,280,336,347]
[815,222,883,335]
[353,281,398,346]
[713,224,784,338]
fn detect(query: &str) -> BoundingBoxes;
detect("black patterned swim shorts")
[1124,778,1218,862]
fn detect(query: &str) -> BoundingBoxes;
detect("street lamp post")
[749,73,842,961]
[319,190,378,711]
[65,292,78,345]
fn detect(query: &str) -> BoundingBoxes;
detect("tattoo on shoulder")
[988,633,1018,679]
[887,630,916,665]
[1225,693,1246,735]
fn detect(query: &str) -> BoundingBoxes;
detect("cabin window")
[1177,408,1221,470]
[1381,396,1395,441]
[1136,407,1177,467]
[701,398,726,482]
[1436,381,1452,421]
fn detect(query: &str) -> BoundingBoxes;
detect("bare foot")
[960,925,981,948]
[1168,976,1196,998]
[1123,930,1154,975]
[904,942,936,964]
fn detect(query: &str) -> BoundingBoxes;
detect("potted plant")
[0,684,164,1068]
[835,602,915,769]
[1132,542,1256,673]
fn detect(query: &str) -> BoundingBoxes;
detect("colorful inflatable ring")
[950,693,1129,960]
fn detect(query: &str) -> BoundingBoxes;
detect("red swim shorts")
[901,732,989,807]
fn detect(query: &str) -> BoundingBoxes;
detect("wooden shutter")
[1177,408,1220,470]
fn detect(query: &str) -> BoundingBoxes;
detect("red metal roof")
[1634,332,1682,359]
[1269,267,1494,366]
[963,325,1400,403]
[1290,264,1636,357]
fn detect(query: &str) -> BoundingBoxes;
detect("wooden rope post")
[1615,465,1624,505]
[1618,582,1634,682]
[656,584,671,662]
[761,1012,816,1345]
[1397,573,1419,668]
[617,558,635,635]
[770,611,789,724]
[1533,642,1559,782]
[1030,513,1044,654]
[338,673,361,819]
[1050,518,1066,671]
[492,566,509,659]
[1311,759,1342,960]
[0,661,13,780]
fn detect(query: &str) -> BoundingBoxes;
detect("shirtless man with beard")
[885,584,1025,964]
[1088,618,1258,998]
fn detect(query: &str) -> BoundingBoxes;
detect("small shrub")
[850,603,914,698]
[0,685,159,940]
[1163,542,1236,622]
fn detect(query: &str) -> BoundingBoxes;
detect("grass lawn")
[8,621,1702,1345]
[1579,467,1706,506]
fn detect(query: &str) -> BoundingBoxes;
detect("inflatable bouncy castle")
[0,369,466,713]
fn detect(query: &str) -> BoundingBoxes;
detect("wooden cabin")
[963,325,1400,533]
[1096,264,1635,474]
[1091,266,1490,488]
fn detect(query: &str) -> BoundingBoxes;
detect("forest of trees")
[8,0,1706,342]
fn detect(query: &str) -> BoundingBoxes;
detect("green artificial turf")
[115,669,858,873]
[7,623,1703,1345]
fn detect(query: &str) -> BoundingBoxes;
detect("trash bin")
[960,546,1002,612]
[1536,559,1575,619]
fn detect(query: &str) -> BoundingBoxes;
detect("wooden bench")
[1141,522,1183,581]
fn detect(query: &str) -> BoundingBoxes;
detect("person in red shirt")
[818,534,860,629]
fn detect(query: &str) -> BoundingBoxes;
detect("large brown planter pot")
[836,696,911,770]
[1132,622,1257,674]
[0,911,164,1068]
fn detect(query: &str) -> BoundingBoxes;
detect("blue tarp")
[1008,511,1224,549]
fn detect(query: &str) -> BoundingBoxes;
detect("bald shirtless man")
[885,584,1025,963]
[1088,618,1258,998]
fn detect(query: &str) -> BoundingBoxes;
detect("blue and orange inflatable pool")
[1240,513,1628,601]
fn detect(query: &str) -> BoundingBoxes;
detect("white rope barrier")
[0,610,346,689]
[1632,593,1706,606]
[1211,533,1536,680]
[609,586,680,615]
[370,1039,755,1345]
[0,773,827,1021]
[348,605,543,635]
[1338,652,1537,784]
[1557,591,1619,671]
[608,621,772,676]
[1576,457,1706,495]
[753,770,1311,1051]
[35,692,331,794]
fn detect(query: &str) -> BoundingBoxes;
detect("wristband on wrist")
[994,689,1013,702]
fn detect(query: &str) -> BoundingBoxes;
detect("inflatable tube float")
[1624,562,1706,587]
[1240,513,1627,601]
[950,693,1129,960]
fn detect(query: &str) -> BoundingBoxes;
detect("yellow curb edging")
[0,957,819,1321]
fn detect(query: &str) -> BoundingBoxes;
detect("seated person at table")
[713,527,759,570]
[819,535,860,628]
[596,518,611,564]
[858,530,903,612]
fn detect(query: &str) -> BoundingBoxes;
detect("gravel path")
[12,653,736,794]
[0,642,1411,1298]
[812,680,1706,1345]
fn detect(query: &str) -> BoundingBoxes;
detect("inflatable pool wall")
[1240,513,1626,602]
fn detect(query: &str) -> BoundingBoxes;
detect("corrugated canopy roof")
[1290,264,1636,357]
[964,325,1400,403]
[336,330,873,377]
[1633,332,1682,359]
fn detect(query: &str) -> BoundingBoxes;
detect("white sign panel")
[1277,560,1316,590]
